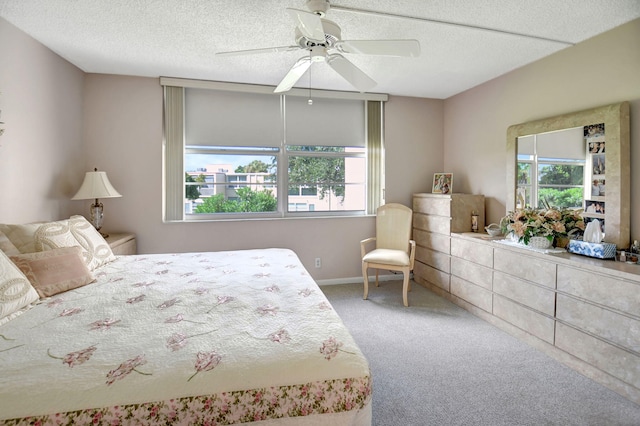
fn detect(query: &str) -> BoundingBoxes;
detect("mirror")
[507,102,630,248]
[516,126,585,210]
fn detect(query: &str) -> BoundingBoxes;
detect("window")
[517,127,584,209]
[184,146,278,214]
[162,79,386,221]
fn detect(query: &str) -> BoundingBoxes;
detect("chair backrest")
[375,203,412,252]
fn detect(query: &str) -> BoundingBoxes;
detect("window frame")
[517,155,585,209]
[284,145,367,216]
[161,78,387,222]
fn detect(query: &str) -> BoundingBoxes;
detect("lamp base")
[90,200,105,236]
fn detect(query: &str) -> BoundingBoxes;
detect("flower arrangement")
[500,207,585,246]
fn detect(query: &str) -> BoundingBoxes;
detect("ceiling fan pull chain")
[308,52,313,105]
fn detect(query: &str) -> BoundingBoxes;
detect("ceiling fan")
[216,0,420,93]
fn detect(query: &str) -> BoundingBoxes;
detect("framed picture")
[584,200,605,217]
[432,173,453,194]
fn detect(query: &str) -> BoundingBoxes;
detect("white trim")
[159,77,388,101]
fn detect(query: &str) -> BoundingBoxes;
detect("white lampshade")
[72,170,122,200]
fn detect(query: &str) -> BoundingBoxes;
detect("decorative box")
[567,240,616,259]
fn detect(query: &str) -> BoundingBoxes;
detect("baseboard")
[317,272,412,286]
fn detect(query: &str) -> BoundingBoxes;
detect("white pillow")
[0,250,39,320]
[0,223,43,254]
[0,231,21,256]
[35,216,116,271]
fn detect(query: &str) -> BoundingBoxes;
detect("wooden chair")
[361,203,416,306]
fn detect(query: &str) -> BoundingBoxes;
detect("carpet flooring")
[321,280,640,426]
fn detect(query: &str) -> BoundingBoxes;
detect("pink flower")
[126,294,146,304]
[253,272,270,278]
[132,281,154,288]
[264,285,280,293]
[62,345,97,367]
[552,222,566,233]
[89,318,121,331]
[544,209,562,221]
[60,307,84,317]
[157,298,179,309]
[106,355,147,385]
[47,298,64,307]
[166,333,187,351]
[268,328,291,343]
[511,221,526,237]
[195,351,221,371]
[165,314,184,323]
[502,207,585,244]
[298,288,314,297]
[257,304,279,316]
[318,302,332,310]
[193,287,210,295]
[217,295,235,304]
[320,337,343,360]
[188,351,222,381]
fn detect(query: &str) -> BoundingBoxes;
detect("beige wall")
[0,18,85,223]
[81,75,443,280]
[385,96,444,206]
[444,19,640,242]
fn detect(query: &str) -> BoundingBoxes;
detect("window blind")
[185,88,281,147]
[285,96,365,146]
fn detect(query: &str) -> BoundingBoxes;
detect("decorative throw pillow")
[0,250,39,320]
[35,216,116,271]
[10,246,95,298]
[0,231,21,256]
[0,222,43,254]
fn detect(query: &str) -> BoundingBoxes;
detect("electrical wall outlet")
[315,257,321,268]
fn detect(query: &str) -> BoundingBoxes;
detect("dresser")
[412,193,485,293]
[438,233,640,405]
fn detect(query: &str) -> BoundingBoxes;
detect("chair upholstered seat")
[362,249,410,266]
[360,203,416,306]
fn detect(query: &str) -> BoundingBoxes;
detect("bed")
[0,216,372,425]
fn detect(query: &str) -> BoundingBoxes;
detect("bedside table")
[104,233,137,255]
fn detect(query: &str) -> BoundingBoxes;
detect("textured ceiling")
[1,0,639,98]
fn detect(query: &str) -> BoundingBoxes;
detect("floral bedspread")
[0,249,371,425]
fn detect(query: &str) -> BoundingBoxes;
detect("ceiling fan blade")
[335,40,421,57]
[274,56,312,93]
[286,8,325,43]
[326,54,376,93]
[217,45,299,57]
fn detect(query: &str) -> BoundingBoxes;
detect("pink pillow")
[10,246,95,298]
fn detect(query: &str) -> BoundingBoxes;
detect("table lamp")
[72,168,122,237]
